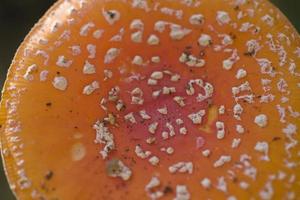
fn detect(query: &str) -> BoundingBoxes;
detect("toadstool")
[0,0,300,199]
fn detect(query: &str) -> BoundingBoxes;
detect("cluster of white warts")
[18,0,300,199]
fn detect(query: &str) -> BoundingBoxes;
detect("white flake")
[202,149,211,157]
[198,34,212,47]
[254,141,270,161]
[130,19,144,30]
[80,22,95,36]
[161,131,169,140]
[223,59,234,70]
[83,81,99,95]
[261,14,274,26]
[148,79,157,85]
[132,0,150,11]
[188,110,205,124]
[216,11,231,25]
[216,176,227,193]
[139,110,151,120]
[232,138,241,148]
[124,112,136,123]
[102,9,120,25]
[145,176,160,190]
[147,34,160,45]
[239,181,249,190]
[169,162,193,174]
[221,34,233,46]
[107,159,132,181]
[200,178,211,189]
[151,71,163,80]
[23,64,38,81]
[104,48,120,64]
[70,45,81,56]
[233,103,243,120]
[214,155,231,168]
[149,156,160,166]
[173,96,185,107]
[219,105,225,115]
[179,127,187,135]
[216,121,225,139]
[254,114,268,127]
[56,56,72,68]
[87,44,96,59]
[93,121,115,159]
[174,185,190,200]
[236,124,245,134]
[169,24,191,40]
[52,76,68,91]
[145,176,163,199]
[154,21,167,33]
[157,106,168,115]
[151,56,161,63]
[93,29,104,39]
[189,14,204,25]
[162,87,176,95]
[131,31,143,43]
[166,122,175,137]
[179,53,205,68]
[259,181,274,200]
[135,145,151,159]
[132,55,144,66]
[171,74,181,82]
[236,68,247,79]
[148,122,159,134]
[83,61,96,74]
[39,70,49,81]
[104,69,113,80]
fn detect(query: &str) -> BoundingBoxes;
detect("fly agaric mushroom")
[1,0,300,199]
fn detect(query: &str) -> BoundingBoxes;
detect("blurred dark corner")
[0,0,299,199]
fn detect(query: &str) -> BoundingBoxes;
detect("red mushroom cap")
[1,0,300,199]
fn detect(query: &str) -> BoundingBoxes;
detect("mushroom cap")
[1,0,300,199]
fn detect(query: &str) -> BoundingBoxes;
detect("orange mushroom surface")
[1,0,300,199]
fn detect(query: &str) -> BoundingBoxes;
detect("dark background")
[0,0,299,199]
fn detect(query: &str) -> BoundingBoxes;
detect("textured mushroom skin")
[0,0,300,199]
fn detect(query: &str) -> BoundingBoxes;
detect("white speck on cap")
[198,34,211,47]
[189,14,204,25]
[223,59,234,70]
[104,48,120,64]
[83,61,96,74]
[131,31,143,43]
[23,64,38,81]
[254,114,268,128]
[56,56,72,68]
[80,22,95,36]
[132,55,144,66]
[149,156,160,166]
[151,56,160,63]
[216,11,231,25]
[93,29,104,39]
[236,68,247,79]
[87,44,96,59]
[52,76,68,91]
[83,81,100,95]
[150,71,163,80]
[147,34,160,45]
[71,143,86,161]
[201,178,211,189]
[130,19,144,30]
[102,9,121,25]
[214,155,231,168]
[40,70,49,81]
